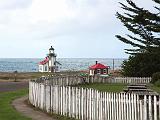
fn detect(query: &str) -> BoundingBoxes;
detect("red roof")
[39,57,49,65]
[89,63,109,69]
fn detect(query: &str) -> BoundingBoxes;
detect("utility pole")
[113,59,114,71]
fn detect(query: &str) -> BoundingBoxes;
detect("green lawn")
[149,84,160,93]
[76,83,127,92]
[0,89,31,120]
[76,83,160,93]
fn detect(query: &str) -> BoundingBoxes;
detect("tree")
[116,0,160,54]
[121,53,160,77]
[116,0,160,77]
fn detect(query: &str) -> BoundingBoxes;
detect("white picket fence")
[89,76,151,84]
[113,77,152,84]
[35,76,152,86]
[29,81,160,120]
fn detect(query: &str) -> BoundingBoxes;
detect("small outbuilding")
[89,61,109,76]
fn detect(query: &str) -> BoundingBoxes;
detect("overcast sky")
[0,0,156,58]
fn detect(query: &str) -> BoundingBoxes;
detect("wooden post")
[159,96,160,120]
[134,94,137,120]
[140,100,143,120]
[81,88,84,120]
[149,95,152,120]
[154,95,157,120]
[144,95,147,120]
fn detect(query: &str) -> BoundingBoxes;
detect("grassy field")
[76,83,160,93]
[75,83,127,92]
[0,71,84,81]
[0,89,31,120]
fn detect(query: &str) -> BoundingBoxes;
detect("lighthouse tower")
[39,46,60,73]
[48,46,57,72]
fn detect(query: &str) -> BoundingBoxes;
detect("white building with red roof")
[89,61,109,75]
[39,46,61,72]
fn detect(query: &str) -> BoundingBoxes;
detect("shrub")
[151,72,160,84]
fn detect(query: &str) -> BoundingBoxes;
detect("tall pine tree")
[116,0,160,77]
[116,0,160,54]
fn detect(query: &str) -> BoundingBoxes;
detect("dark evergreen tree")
[121,53,160,77]
[116,0,160,77]
[116,0,160,54]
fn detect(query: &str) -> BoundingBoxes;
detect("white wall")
[39,64,49,72]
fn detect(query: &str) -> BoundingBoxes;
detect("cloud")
[26,0,120,40]
[0,0,32,10]
[0,0,119,40]
[0,0,155,58]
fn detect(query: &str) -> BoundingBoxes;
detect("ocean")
[0,58,126,72]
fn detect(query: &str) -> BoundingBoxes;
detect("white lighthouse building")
[38,46,60,72]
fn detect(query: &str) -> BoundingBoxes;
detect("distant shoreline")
[0,71,86,81]
[0,58,124,72]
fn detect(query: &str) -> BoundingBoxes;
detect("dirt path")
[0,81,28,92]
[12,96,55,120]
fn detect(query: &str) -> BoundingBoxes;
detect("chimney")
[96,61,98,64]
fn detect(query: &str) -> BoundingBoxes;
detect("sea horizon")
[0,58,125,72]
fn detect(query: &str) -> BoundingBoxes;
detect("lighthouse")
[39,46,60,72]
[48,46,56,72]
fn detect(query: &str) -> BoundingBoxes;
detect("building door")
[51,66,54,72]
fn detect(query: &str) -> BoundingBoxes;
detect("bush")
[151,72,160,84]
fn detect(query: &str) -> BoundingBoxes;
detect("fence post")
[144,95,147,120]
[159,96,160,120]
[154,95,157,120]
[140,100,143,120]
[149,95,152,120]
[81,88,84,120]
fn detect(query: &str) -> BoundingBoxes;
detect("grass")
[76,83,160,93]
[75,83,127,92]
[149,84,160,93]
[0,89,31,120]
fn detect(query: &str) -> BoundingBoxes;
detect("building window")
[45,66,48,71]
[97,69,101,74]
[39,66,42,71]
[103,69,107,74]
